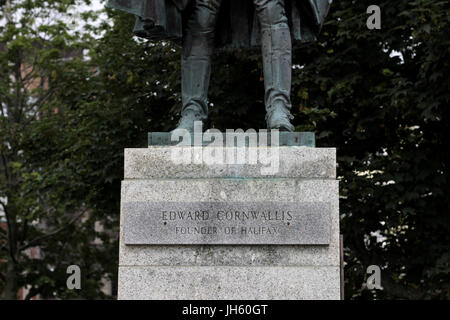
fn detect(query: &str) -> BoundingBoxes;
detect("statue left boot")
[173,56,211,133]
[260,22,295,132]
[266,100,295,132]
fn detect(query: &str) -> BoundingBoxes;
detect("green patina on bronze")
[148,132,315,147]
[107,0,332,47]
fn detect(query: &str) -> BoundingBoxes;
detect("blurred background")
[0,0,448,299]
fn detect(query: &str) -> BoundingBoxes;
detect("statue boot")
[173,56,210,133]
[260,24,295,132]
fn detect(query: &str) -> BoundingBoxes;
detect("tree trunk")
[3,259,18,300]
[3,200,19,300]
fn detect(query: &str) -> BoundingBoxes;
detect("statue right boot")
[259,17,295,132]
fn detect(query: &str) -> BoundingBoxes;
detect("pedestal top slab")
[124,147,336,179]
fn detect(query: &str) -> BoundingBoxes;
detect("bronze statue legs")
[176,0,294,132]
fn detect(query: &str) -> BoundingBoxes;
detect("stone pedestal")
[118,144,340,300]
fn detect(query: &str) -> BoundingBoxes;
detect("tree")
[289,0,449,299]
[0,0,116,299]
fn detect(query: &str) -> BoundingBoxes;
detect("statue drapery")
[107,0,332,48]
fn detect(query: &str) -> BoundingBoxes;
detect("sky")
[89,0,104,10]
[71,0,109,35]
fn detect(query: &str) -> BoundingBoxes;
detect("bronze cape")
[107,0,332,48]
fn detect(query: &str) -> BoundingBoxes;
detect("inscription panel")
[123,202,331,245]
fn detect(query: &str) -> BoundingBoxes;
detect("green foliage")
[0,0,116,299]
[296,0,449,299]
